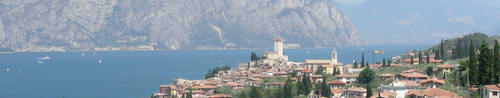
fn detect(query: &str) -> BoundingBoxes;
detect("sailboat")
[98,59,102,64]
[82,52,85,56]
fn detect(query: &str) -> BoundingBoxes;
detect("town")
[153,33,500,98]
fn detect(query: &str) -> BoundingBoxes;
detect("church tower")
[331,48,338,64]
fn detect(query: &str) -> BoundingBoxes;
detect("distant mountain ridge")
[0,0,359,50]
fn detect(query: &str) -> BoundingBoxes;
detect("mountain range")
[0,0,359,50]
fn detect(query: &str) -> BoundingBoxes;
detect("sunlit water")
[0,45,425,98]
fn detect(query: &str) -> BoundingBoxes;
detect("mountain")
[0,0,359,50]
[332,0,500,45]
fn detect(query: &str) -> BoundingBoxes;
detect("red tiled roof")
[484,84,500,90]
[438,64,453,68]
[400,80,419,87]
[406,88,460,97]
[399,73,428,78]
[327,80,346,85]
[331,88,344,94]
[192,85,217,89]
[420,78,446,85]
[402,69,423,73]
[334,74,358,78]
[210,94,232,98]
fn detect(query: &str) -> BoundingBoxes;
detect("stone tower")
[274,38,284,56]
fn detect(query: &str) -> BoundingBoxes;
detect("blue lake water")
[0,45,425,98]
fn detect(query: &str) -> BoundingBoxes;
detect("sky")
[331,0,500,46]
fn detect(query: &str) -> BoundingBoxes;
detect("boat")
[6,68,10,72]
[37,60,44,64]
[92,53,96,56]
[98,59,102,64]
[38,56,50,60]
[82,52,85,56]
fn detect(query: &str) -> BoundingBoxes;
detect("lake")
[0,45,425,98]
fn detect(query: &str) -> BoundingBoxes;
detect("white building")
[482,84,500,98]
[380,79,408,98]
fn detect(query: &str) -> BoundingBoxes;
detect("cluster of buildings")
[153,38,465,98]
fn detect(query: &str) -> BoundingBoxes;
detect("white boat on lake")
[38,56,50,60]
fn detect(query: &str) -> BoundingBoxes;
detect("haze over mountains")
[332,0,500,45]
[0,0,359,50]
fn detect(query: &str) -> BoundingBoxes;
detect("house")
[399,80,420,89]
[419,78,445,88]
[379,73,396,81]
[398,70,428,81]
[406,88,462,98]
[380,80,408,98]
[331,88,344,98]
[481,84,500,98]
[192,85,218,95]
[310,75,323,83]
[437,64,454,75]
[327,80,346,89]
[158,85,177,98]
[344,87,367,97]
[334,73,358,84]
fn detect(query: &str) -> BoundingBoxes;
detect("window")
[493,91,498,96]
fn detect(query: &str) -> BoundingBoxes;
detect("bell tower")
[331,49,338,64]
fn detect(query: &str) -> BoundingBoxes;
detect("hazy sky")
[331,0,500,46]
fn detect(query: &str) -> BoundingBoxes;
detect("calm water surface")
[0,45,425,98]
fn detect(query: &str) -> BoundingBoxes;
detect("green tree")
[418,51,423,64]
[299,74,312,95]
[361,52,365,68]
[353,60,359,68]
[249,86,263,98]
[441,38,446,61]
[410,56,414,65]
[251,52,259,61]
[284,78,293,98]
[186,88,193,98]
[494,40,500,83]
[468,41,480,85]
[366,84,373,98]
[358,67,376,84]
[320,76,331,97]
[382,58,386,67]
[387,58,392,67]
[425,67,434,77]
[478,42,494,85]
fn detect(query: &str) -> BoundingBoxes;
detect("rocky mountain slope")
[0,0,359,50]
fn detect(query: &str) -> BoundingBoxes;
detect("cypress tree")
[410,56,414,65]
[387,59,392,67]
[353,60,359,68]
[418,51,423,64]
[441,38,446,61]
[186,88,193,98]
[468,41,479,85]
[284,78,293,98]
[320,76,331,97]
[300,73,312,95]
[366,84,373,98]
[361,52,365,68]
[382,58,386,67]
[494,40,500,83]
[478,42,494,85]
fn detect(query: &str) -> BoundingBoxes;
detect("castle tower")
[274,38,284,56]
[331,48,338,64]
